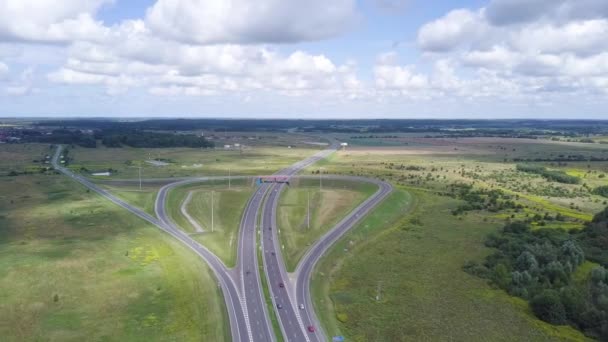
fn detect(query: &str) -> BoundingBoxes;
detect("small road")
[181,191,204,233]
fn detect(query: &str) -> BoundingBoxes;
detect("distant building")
[224,144,232,149]
[92,172,111,176]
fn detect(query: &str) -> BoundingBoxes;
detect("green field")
[67,145,320,179]
[312,188,587,341]
[0,174,228,341]
[166,179,253,267]
[104,185,159,217]
[307,139,604,341]
[277,179,377,271]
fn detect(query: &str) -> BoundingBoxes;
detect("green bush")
[593,186,608,198]
[531,290,567,325]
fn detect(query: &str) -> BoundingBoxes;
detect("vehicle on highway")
[307,325,315,333]
[277,303,283,309]
[299,303,304,310]
[278,282,284,288]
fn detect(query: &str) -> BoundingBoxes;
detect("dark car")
[278,282,284,288]
[307,325,315,333]
[277,303,283,309]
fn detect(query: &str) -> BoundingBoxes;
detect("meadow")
[308,137,606,341]
[0,172,228,341]
[166,179,254,267]
[67,144,320,179]
[276,178,377,271]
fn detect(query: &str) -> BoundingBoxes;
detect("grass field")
[67,145,320,179]
[0,143,54,175]
[277,179,377,271]
[306,139,603,341]
[166,179,254,267]
[312,188,588,341]
[0,174,228,341]
[103,185,159,217]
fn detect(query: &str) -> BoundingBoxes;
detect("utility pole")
[211,190,214,232]
[307,190,310,229]
[138,162,142,191]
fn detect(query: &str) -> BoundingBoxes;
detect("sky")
[0,0,607,119]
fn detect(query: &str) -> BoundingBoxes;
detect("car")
[307,325,315,333]
[271,252,275,256]
[276,303,283,309]
[278,282,284,288]
[299,304,304,310]
[268,227,271,230]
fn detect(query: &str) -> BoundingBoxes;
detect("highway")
[261,176,392,342]
[54,143,392,342]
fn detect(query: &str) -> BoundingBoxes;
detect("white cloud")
[415,1,608,98]
[48,25,363,99]
[145,0,358,44]
[417,9,487,52]
[0,0,112,43]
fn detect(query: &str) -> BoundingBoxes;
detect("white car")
[299,304,304,310]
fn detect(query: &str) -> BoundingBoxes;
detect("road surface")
[54,144,392,342]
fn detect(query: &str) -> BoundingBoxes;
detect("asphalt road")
[294,177,393,341]
[52,147,248,342]
[260,176,392,342]
[54,143,391,342]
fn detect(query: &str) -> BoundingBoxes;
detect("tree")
[531,290,567,324]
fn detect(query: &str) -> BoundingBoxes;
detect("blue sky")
[0,0,607,118]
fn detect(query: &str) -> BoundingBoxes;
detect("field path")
[181,191,205,233]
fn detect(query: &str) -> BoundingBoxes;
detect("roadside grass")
[277,179,377,271]
[312,188,588,341]
[166,179,253,268]
[68,145,319,179]
[0,175,228,341]
[103,185,159,217]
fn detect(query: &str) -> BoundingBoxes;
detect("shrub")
[531,290,567,324]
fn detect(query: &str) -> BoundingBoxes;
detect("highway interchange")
[53,144,393,341]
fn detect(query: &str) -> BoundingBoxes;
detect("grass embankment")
[166,179,253,267]
[277,179,377,271]
[312,188,587,341]
[0,175,228,341]
[104,185,159,217]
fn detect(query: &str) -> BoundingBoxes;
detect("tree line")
[465,208,608,340]
[516,164,580,184]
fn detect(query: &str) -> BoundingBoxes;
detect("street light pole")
[138,163,142,191]
[211,190,214,232]
[307,190,310,229]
